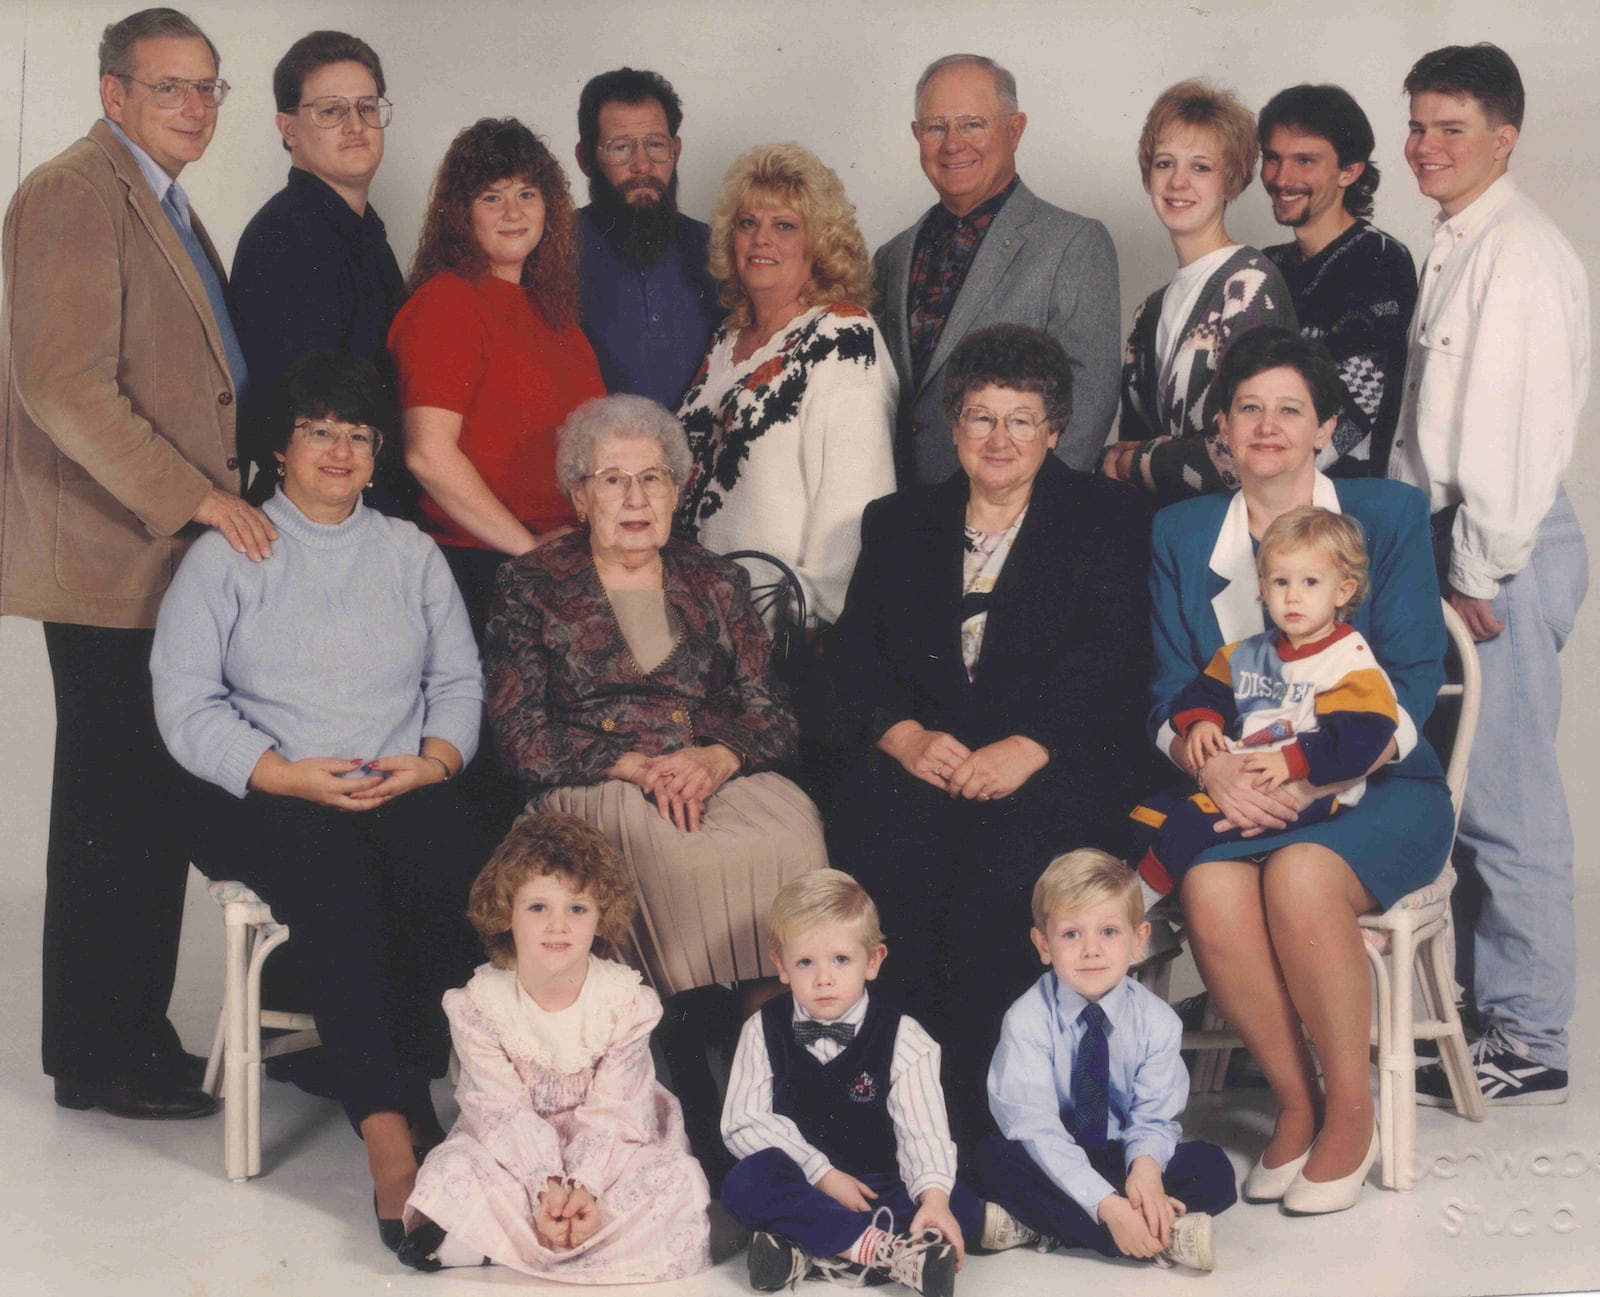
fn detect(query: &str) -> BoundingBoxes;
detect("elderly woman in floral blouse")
[484,393,826,1001]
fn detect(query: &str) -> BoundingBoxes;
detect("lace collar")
[465,957,643,1074]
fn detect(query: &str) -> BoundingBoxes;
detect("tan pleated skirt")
[535,772,827,996]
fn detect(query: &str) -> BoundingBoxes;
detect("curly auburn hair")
[408,117,581,330]
[467,811,638,968]
[707,143,873,331]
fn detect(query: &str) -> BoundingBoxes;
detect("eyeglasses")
[122,76,230,108]
[595,134,674,166]
[292,420,382,455]
[582,464,677,500]
[913,113,1010,145]
[957,406,1049,441]
[298,95,393,129]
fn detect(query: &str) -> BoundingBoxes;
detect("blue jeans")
[1452,490,1588,1067]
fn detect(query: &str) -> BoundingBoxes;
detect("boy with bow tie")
[720,870,980,1296]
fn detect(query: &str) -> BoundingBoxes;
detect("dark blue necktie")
[161,186,249,402]
[794,1019,856,1048]
[1071,1002,1110,1150]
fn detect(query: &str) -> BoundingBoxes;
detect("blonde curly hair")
[707,143,874,331]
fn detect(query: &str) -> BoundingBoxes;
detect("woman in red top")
[390,117,605,630]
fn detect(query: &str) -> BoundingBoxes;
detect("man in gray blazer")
[874,54,1121,484]
[1,8,273,1119]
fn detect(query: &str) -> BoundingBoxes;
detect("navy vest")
[761,992,900,1178]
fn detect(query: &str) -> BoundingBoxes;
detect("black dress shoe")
[175,1051,209,1088]
[54,1076,218,1120]
[397,1220,447,1272]
[374,1192,406,1252]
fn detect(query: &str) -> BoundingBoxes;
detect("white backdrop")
[1,0,1596,887]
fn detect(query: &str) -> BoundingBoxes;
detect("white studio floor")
[3,871,1598,1297]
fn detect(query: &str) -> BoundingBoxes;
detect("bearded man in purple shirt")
[574,68,721,407]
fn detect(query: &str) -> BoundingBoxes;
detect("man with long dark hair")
[1258,84,1417,478]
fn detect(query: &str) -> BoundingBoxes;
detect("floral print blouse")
[484,532,798,790]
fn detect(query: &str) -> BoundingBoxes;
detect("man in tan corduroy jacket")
[0,7,275,1120]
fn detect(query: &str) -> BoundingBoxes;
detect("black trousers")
[184,777,488,1126]
[828,753,1131,1144]
[975,1137,1237,1256]
[439,542,523,839]
[41,623,192,1084]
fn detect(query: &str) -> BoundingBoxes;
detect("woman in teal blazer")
[1148,327,1452,1215]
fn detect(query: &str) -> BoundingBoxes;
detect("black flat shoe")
[374,1192,406,1252]
[397,1220,447,1272]
[54,1076,218,1120]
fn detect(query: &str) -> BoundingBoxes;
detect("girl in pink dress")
[398,812,711,1280]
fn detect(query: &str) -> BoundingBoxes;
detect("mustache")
[618,175,668,198]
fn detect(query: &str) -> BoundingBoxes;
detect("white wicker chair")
[200,881,321,1182]
[1356,600,1487,1187]
[1133,599,1488,1190]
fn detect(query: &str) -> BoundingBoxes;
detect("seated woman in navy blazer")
[1147,326,1452,1215]
[827,324,1154,1141]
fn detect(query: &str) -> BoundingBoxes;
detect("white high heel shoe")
[1241,1143,1312,1203]
[1281,1127,1380,1216]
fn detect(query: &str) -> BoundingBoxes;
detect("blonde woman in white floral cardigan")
[677,142,897,627]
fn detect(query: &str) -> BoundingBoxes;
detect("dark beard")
[588,171,680,267]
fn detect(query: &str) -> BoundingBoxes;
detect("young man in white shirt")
[1390,42,1589,1107]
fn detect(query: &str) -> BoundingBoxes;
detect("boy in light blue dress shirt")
[974,850,1235,1270]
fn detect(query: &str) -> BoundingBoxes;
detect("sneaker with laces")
[978,1201,1055,1252]
[1416,1024,1568,1107]
[857,1207,956,1297]
[747,1231,812,1291]
[871,1233,955,1297]
[810,1254,869,1286]
[1155,1212,1215,1272]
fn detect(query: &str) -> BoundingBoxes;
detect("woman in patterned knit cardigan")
[1101,80,1297,502]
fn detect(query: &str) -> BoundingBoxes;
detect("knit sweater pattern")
[151,492,483,797]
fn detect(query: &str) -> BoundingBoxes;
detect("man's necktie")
[160,184,249,402]
[1072,1002,1110,1150]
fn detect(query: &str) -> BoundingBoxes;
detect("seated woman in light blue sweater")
[151,352,489,1253]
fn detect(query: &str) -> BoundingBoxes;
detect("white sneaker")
[978,1201,1058,1253]
[1155,1212,1215,1272]
[853,1207,956,1297]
